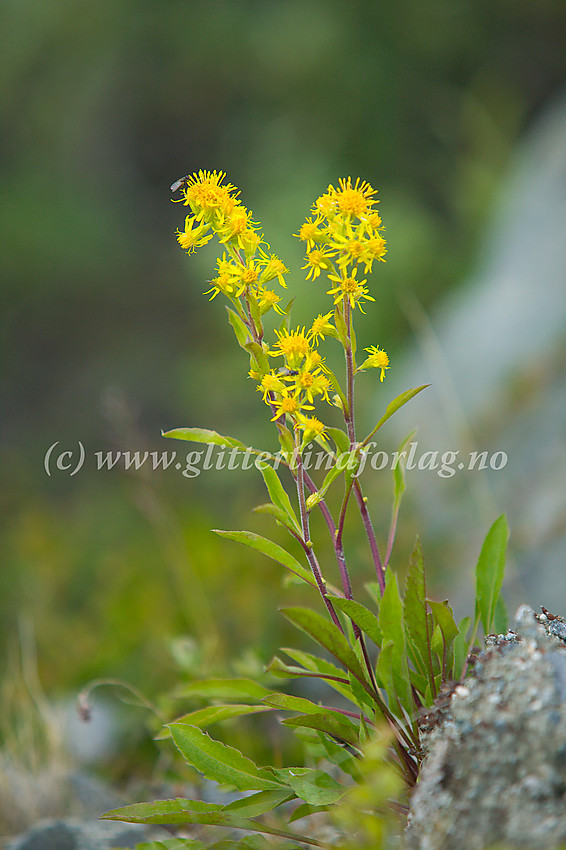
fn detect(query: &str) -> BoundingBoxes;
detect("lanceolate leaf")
[362,385,429,445]
[375,641,397,713]
[267,650,354,703]
[102,798,222,825]
[493,592,508,634]
[453,616,472,680]
[378,573,412,710]
[325,427,351,454]
[213,530,317,589]
[262,692,327,714]
[289,803,330,823]
[428,600,459,675]
[257,463,302,536]
[273,767,346,805]
[475,514,509,636]
[102,798,319,846]
[156,704,274,738]
[393,430,416,511]
[403,537,434,687]
[173,678,272,702]
[169,723,285,791]
[162,427,247,449]
[332,597,382,647]
[280,607,368,687]
[226,306,252,348]
[223,789,295,818]
[282,711,359,749]
[315,464,345,501]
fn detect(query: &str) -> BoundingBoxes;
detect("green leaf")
[314,730,363,781]
[277,425,295,459]
[288,802,329,823]
[333,307,350,350]
[282,711,359,749]
[102,799,223,825]
[331,597,382,647]
[273,767,346,805]
[169,723,285,791]
[378,573,411,709]
[314,463,344,501]
[156,704,274,738]
[162,427,246,450]
[103,798,313,845]
[475,514,509,635]
[252,503,302,537]
[403,537,433,685]
[223,789,294,818]
[213,530,317,589]
[325,367,348,414]
[393,430,416,511]
[226,306,251,349]
[262,692,325,714]
[347,668,375,714]
[267,650,354,703]
[362,385,429,444]
[453,616,472,680]
[375,641,397,712]
[173,678,272,702]
[280,607,369,687]
[325,427,350,454]
[493,592,508,634]
[428,600,459,672]
[257,463,302,535]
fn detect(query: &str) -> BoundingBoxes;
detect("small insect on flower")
[170,174,190,192]
[277,368,300,377]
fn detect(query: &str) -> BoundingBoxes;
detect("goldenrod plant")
[104,171,509,848]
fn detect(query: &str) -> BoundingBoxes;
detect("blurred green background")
[2,0,566,785]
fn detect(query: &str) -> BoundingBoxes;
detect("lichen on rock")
[405,605,566,850]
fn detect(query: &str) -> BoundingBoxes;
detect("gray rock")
[5,817,170,850]
[405,605,566,849]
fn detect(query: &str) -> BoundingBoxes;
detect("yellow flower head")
[296,218,326,251]
[269,327,312,369]
[240,228,263,258]
[292,369,331,404]
[258,371,287,401]
[258,251,289,288]
[296,414,327,443]
[312,189,336,218]
[309,312,335,344]
[270,393,314,421]
[359,345,390,381]
[180,170,239,224]
[217,204,258,249]
[327,267,376,312]
[176,216,214,254]
[204,273,242,300]
[240,263,259,287]
[257,287,286,315]
[334,177,378,218]
[302,248,335,281]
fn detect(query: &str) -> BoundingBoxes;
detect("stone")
[405,605,566,849]
[5,817,170,850]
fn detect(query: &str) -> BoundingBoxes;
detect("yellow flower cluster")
[175,170,288,312]
[297,177,387,313]
[258,320,336,443]
[173,171,391,447]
